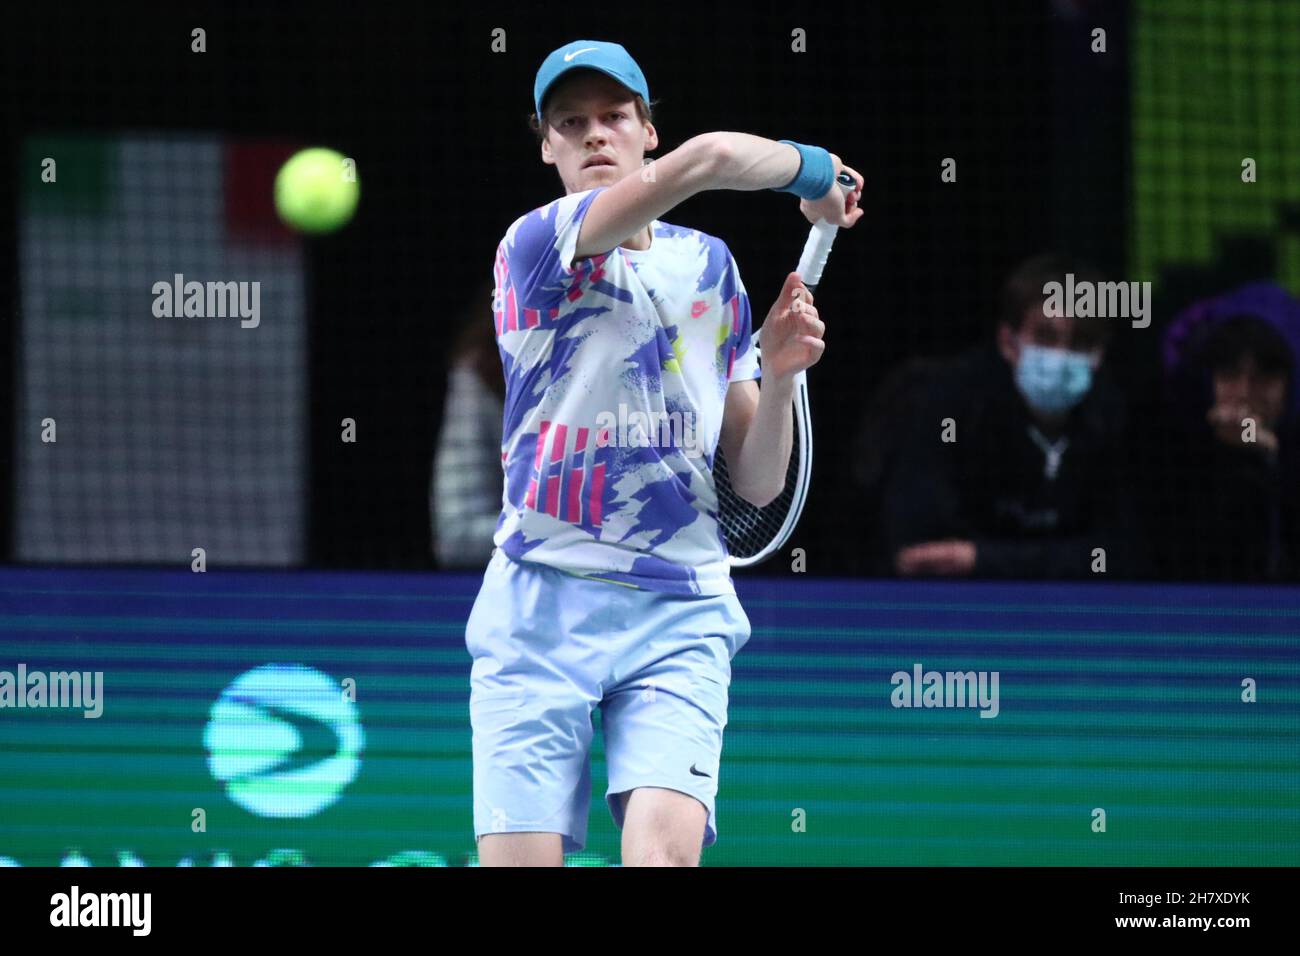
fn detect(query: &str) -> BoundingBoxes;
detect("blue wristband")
[773,140,834,201]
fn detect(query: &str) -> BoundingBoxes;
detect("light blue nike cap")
[534,40,650,119]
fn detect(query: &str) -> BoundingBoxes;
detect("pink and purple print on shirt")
[491,186,760,595]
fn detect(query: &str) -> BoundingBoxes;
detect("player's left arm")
[718,272,825,507]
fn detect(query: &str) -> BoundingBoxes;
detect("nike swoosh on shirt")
[690,764,712,778]
[564,48,598,61]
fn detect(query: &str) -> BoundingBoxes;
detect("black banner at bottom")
[0,866,1282,940]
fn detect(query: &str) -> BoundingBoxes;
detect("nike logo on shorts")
[690,764,711,778]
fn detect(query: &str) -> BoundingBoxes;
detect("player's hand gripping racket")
[715,170,857,566]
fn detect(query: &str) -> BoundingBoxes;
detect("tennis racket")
[715,170,856,567]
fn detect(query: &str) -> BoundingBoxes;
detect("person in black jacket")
[1154,282,1300,581]
[880,254,1135,578]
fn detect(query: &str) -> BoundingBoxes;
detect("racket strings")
[714,425,801,560]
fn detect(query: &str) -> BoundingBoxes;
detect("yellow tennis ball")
[274,147,360,234]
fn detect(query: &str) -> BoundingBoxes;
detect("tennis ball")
[274,147,359,234]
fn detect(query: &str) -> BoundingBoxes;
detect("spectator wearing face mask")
[880,254,1135,578]
[1151,282,1300,581]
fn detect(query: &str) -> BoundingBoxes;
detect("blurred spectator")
[878,254,1135,578]
[1152,282,1300,580]
[431,284,504,568]
[852,355,959,575]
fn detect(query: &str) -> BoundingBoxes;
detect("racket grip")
[796,220,839,289]
[794,172,856,289]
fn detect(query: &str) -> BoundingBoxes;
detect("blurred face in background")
[999,307,1107,421]
[1212,354,1287,430]
[540,72,657,196]
[999,307,1107,367]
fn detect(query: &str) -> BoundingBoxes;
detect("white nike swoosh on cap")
[564,47,598,61]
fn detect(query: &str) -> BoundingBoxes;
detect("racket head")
[715,372,812,566]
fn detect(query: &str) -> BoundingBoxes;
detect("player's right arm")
[572,133,862,262]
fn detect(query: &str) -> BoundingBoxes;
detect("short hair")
[1201,313,1295,382]
[998,252,1112,344]
[527,73,657,145]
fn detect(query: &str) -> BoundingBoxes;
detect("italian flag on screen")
[16,134,308,565]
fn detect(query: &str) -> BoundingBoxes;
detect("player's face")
[541,74,657,193]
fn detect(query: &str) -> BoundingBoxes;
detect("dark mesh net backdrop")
[0,1,1294,578]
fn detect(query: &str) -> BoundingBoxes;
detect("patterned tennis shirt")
[491,185,761,595]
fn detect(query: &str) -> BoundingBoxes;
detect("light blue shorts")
[465,548,751,854]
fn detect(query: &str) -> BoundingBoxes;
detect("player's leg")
[476,832,565,867]
[466,551,602,864]
[602,589,751,866]
[617,787,708,866]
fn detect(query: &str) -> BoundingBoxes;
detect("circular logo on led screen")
[205,664,363,818]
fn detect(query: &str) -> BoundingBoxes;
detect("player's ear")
[643,122,658,153]
[540,133,556,166]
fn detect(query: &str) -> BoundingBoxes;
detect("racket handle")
[795,171,856,291]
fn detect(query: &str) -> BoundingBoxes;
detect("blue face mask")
[1014,344,1093,415]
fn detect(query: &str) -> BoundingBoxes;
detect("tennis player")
[468,39,863,866]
